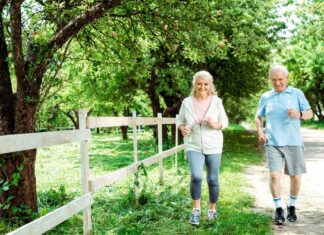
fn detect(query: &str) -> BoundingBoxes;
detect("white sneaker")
[207,209,217,220]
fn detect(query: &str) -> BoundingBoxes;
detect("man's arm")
[288,108,313,120]
[255,115,267,144]
[300,109,313,120]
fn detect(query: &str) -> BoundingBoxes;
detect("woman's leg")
[188,151,205,209]
[205,153,222,210]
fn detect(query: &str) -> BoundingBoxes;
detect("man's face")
[270,71,288,92]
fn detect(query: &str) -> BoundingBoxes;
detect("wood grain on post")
[158,113,163,184]
[78,109,92,235]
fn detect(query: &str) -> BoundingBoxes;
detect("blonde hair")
[190,70,217,96]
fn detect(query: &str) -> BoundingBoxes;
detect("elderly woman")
[177,70,228,225]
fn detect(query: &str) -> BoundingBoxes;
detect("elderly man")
[255,64,313,225]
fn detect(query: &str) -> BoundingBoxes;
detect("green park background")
[0,0,323,234]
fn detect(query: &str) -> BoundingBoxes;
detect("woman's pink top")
[192,95,212,123]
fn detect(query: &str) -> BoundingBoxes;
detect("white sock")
[273,197,282,208]
[288,195,297,207]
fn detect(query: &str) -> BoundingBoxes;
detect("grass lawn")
[1,128,272,235]
[301,120,324,129]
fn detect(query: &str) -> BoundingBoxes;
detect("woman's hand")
[179,125,191,137]
[204,117,222,130]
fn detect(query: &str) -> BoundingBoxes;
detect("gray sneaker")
[207,209,217,220]
[189,209,200,225]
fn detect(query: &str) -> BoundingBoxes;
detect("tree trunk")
[62,109,79,129]
[146,69,163,142]
[161,94,182,144]
[0,0,123,218]
[0,151,37,219]
[0,87,39,217]
[120,126,128,139]
[315,101,324,121]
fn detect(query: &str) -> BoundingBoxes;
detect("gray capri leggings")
[188,151,222,203]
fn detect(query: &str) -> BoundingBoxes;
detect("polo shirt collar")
[270,86,293,96]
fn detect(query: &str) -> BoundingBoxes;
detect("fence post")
[79,109,92,235]
[158,113,163,184]
[132,112,138,162]
[175,115,179,172]
[132,112,140,202]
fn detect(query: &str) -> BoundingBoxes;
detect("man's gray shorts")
[265,146,306,176]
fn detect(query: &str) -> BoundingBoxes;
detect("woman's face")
[195,77,210,96]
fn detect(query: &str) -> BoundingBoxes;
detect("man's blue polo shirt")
[256,87,311,146]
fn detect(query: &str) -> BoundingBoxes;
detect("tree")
[0,0,124,217]
[280,1,324,120]
[46,0,281,136]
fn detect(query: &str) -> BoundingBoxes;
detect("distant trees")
[280,1,324,120]
[44,0,280,124]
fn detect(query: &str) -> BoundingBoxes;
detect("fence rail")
[0,129,90,154]
[89,145,185,192]
[5,111,183,235]
[7,193,92,235]
[87,116,176,128]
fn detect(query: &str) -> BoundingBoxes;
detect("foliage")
[301,120,324,130]
[35,0,283,128]
[0,162,23,213]
[278,1,324,120]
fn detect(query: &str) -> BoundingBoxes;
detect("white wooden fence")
[2,110,184,235]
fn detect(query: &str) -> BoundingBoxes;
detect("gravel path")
[245,128,324,235]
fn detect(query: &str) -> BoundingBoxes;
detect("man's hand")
[255,115,267,145]
[288,108,301,118]
[258,133,267,145]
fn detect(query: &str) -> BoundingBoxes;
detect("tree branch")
[0,1,15,134]
[48,0,122,51]
[38,38,73,110]
[9,1,25,83]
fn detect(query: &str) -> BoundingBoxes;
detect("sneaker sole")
[189,221,199,225]
[275,219,285,225]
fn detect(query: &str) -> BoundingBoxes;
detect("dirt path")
[245,128,324,235]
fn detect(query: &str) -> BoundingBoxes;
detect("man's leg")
[266,146,285,225]
[286,175,301,222]
[270,171,285,224]
[269,171,282,198]
[290,175,301,197]
[284,146,306,222]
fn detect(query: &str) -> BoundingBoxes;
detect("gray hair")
[190,70,217,96]
[269,64,289,78]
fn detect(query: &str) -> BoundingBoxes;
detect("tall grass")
[0,129,272,235]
